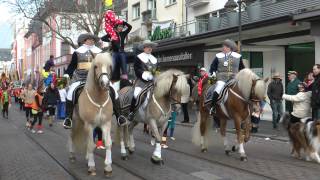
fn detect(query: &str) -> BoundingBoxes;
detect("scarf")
[198,73,208,96]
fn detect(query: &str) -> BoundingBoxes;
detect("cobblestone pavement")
[1,104,320,180]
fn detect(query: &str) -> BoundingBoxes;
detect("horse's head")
[235,68,266,101]
[90,53,112,90]
[154,70,189,104]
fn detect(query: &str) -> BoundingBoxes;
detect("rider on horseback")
[63,33,122,129]
[209,39,245,114]
[118,40,158,126]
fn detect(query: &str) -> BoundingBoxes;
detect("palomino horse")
[192,68,266,161]
[116,69,190,164]
[68,53,114,177]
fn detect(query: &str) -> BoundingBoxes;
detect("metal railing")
[167,0,320,39]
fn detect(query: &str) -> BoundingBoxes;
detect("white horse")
[117,69,190,164]
[68,53,114,177]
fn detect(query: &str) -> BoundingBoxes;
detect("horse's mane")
[86,53,113,89]
[235,68,264,100]
[154,69,189,98]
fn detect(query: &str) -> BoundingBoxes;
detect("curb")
[176,122,289,142]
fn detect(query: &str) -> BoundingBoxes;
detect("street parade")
[1,0,320,179]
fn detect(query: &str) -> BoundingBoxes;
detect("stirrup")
[117,115,128,126]
[63,118,72,129]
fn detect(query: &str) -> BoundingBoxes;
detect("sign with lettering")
[157,52,192,63]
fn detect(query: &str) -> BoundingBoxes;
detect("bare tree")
[5,0,109,49]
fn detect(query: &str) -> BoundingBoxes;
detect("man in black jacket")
[311,64,320,120]
[267,72,283,129]
[101,21,132,81]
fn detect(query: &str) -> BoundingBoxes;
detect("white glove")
[148,74,153,81]
[142,71,152,81]
[211,72,216,77]
[63,74,70,79]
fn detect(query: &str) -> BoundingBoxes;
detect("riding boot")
[63,100,73,129]
[210,92,219,115]
[127,98,137,122]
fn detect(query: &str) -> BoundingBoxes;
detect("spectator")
[18,84,25,111]
[286,71,301,113]
[43,83,60,127]
[30,87,44,134]
[251,100,265,133]
[43,55,55,72]
[57,85,67,120]
[181,82,190,123]
[304,72,314,88]
[168,105,178,140]
[21,83,35,127]
[311,64,320,120]
[267,73,283,129]
[282,82,311,123]
[1,86,11,119]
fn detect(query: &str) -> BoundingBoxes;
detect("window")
[147,0,156,10]
[166,0,176,6]
[132,3,140,20]
[61,42,70,55]
[196,14,209,33]
[61,17,71,30]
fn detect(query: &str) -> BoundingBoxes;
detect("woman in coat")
[282,82,311,123]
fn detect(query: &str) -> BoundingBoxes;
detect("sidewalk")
[175,106,289,142]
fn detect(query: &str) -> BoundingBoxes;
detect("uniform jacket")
[282,91,312,118]
[209,51,245,81]
[134,52,157,83]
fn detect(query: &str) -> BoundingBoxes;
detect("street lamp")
[224,0,245,53]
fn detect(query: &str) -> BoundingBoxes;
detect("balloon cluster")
[104,10,123,41]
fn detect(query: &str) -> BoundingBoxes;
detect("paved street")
[1,103,320,180]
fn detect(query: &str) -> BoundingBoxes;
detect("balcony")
[185,0,210,8]
[142,9,157,23]
[166,0,320,40]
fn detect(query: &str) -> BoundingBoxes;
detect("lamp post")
[224,0,245,53]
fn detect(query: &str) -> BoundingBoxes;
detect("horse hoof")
[240,156,248,162]
[151,156,163,165]
[201,148,208,153]
[128,149,135,154]
[104,170,112,178]
[225,150,231,156]
[121,155,129,161]
[69,156,76,163]
[232,146,237,152]
[88,167,96,176]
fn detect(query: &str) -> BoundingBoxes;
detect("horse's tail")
[71,114,88,152]
[192,111,214,146]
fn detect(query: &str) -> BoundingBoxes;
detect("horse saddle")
[119,83,153,113]
[204,79,236,106]
[72,82,85,105]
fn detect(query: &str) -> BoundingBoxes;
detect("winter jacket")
[311,74,320,108]
[43,88,60,106]
[287,78,301,95]
[282,91,312,118]
[267,79,283,101]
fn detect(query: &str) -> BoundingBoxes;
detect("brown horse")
[68,53,114,177]
[192,68,267,161]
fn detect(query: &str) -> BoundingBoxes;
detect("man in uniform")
[118,40,158,126]
[209,39,245,113]
[62,33,122,128]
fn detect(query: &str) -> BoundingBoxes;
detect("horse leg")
[149,119,163,165]
[119,125,128,160]
[128,121,138,154]
[102,122,113,177]
[68,134,76,163]
[234,117,247,161]
[86,125,96,176]
[219,118,231,155]
[200,111,208,152]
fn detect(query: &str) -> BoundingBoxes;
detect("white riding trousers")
[110,81,119,99]
[133,87,142,99]
[215,80,226,94]
[67,81,81,101]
